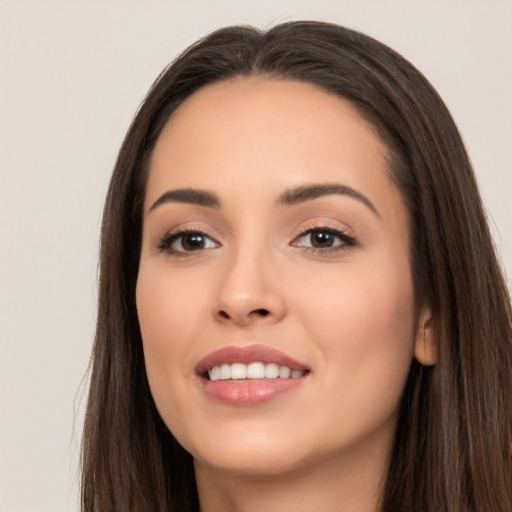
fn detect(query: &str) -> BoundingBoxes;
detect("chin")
[193,446,311,477]
[180,422,314,476]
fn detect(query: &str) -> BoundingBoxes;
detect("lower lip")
[201,376,307,406]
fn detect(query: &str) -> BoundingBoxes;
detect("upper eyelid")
[155,225,220,252]
[158,222,221,241]
[298,226,345,235]
[160,224,349,240]
[154,220,356,248]
[291,220,354,238]
[156,230,220,258]
[161,228,219,243]
[292,226,356,243]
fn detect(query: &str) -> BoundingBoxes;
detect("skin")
[136,78,435,512]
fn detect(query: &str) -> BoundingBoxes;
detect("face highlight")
[136,78,434,477]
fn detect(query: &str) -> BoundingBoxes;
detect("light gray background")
[0,1,510,511]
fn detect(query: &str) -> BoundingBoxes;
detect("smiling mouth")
[196,345,310,405]
[207,362,307,381]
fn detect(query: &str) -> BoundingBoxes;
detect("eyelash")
[157,224,356,257]
[157,228,220,257]
[291,224,356,253]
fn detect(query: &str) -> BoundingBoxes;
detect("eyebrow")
[148,183,379,216]
[277,183,379,216]
[148,188,221,213]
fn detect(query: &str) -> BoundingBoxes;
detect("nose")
[213,249,287,327]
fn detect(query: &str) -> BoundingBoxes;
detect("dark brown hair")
[81,21,512,511]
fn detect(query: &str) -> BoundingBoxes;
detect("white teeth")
[210,366,220,381]
[247,362,265,379]
[208,362,306,381]
[219,364,231,380]
[265,363,279,379]
[230,363,247,380]
[278,366,291,379]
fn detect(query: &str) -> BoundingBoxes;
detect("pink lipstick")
[195,345,310,406]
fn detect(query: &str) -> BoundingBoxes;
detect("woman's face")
[136,78,433,476]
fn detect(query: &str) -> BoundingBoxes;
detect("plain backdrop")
[0,1,510,511]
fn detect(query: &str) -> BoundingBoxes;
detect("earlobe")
[414,306,437,366]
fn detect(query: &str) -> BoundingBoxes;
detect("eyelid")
[290,222,357,252]
[153,220,356,257]
[156,224,221,256]
[290,219,354,240]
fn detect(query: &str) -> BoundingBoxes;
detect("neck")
[194,438,390,512]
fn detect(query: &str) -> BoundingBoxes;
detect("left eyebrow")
[276,183,379,217]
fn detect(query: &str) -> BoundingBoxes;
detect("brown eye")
[309,231,336,248]
[291,228,356,252]
[159,230,219,254]
[178,233,209,251]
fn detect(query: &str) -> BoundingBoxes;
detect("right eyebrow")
[147,188,221,214]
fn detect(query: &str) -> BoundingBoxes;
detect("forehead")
[153,77,388,162]
[147,78,399,216]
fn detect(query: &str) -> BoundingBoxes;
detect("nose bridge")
[214,234,286,325]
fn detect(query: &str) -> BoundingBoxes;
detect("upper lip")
[195,344,310,376]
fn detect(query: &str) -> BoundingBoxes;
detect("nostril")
[252,308,270,317]
[216,307,273,324]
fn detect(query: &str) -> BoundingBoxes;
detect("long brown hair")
[81,21,512,511]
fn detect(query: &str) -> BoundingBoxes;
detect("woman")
[81,21,512,511]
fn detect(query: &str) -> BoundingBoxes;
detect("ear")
[414,305,437,366]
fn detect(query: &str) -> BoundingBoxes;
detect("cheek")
[135,265,209,416]
[296,257,417,420]
[136,262,210,350]
[302,257,415,339]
